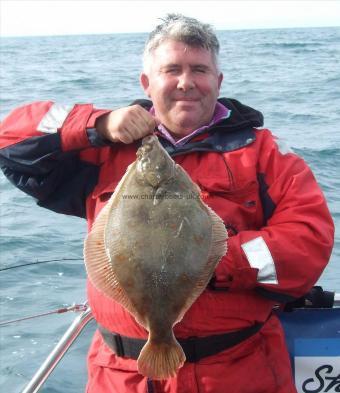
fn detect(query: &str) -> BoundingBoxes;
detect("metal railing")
[21,305,94,393]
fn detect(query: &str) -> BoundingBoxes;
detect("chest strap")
[98,322,263,363]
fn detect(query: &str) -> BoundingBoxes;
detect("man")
[0,14,334,393]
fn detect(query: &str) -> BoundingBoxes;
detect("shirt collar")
[150,102,231,147]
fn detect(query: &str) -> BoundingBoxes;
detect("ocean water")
[0,27,339,392]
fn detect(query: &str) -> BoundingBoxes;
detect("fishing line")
[0,257,83,272]
[0,303,88,327]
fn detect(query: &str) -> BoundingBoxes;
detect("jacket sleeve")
[214,130,334,302]
[0,101,111,218]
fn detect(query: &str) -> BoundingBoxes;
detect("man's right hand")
[95,105,159,144]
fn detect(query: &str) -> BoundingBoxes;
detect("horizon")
[2,25,339,40]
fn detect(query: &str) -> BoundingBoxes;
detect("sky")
[1,0,340,37]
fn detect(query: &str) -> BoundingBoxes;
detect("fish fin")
[193,204,227,287]
[175,205,228,323]
[205,204,228,268]
[83,165,139,316]
[137,336,185,380]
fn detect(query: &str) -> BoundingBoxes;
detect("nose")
[177,72,195,91]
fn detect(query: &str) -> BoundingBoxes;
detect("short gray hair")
[143,14,220,72]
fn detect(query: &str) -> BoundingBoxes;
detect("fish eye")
[146,172,161,187]
[143,144,153,152]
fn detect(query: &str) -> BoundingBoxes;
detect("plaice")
[84,135,227,379]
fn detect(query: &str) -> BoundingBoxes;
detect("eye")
[165,68,180,75]
[193,67,207,74]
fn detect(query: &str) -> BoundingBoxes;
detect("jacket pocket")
[196,176,262,231]
[197,176,259,203]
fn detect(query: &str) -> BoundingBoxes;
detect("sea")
[0,27,339,392]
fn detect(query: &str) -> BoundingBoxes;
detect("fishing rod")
[0,303,88,327]
[0,257,83,272]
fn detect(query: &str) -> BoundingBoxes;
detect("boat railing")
[21,304,94,393]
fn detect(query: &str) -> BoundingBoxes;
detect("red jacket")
[0,98,334,393]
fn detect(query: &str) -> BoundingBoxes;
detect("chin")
[178,118,195,127]
[175,113,199,126]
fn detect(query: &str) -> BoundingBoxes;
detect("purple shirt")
[150,102,231,147]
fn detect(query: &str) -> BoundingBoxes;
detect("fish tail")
[137,336,185,380]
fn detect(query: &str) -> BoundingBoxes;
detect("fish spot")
[115,254,128,263]
[193,234,204,244]
[179,273,191,283]
[124,277,136,288]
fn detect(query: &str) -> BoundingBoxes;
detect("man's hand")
[95,105,159,144]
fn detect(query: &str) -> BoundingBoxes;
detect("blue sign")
[278,309,340,393]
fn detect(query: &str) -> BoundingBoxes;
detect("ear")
[140,73,151,97]
[218,72,223,90]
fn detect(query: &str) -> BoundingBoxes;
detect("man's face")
[140,40,223,137]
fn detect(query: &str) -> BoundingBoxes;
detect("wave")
[290,113,321,122]
[294,147,340,177]
[66,77,95,85]
[261,42,324,49]
[325,76,340,84]
[295,147,340,156]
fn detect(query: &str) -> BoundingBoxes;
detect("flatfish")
[84,135,227,379]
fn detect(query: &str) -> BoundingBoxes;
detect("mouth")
[174,96,200,102]
[174,99,200,106]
